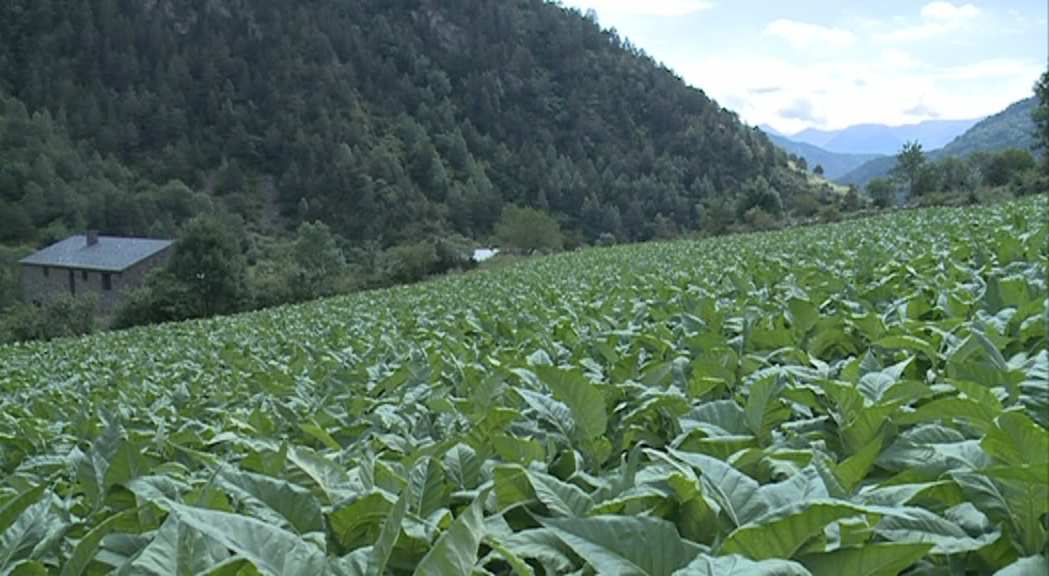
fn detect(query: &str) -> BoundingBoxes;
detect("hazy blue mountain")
[835,96,1037,188]
[789,118,982,155]
[764,132,885,179]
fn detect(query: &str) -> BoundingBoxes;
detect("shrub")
[2,294,96,343]
[494,206,564,254]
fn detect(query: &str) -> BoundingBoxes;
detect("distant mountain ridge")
[763,131,884,179]
[788,118,982,155]
[836,96,1038,187]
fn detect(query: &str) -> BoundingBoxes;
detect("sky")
[556,0,1048,135]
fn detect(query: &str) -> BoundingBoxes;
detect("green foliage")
[166,216,250,318]
[495,206,564,254]
[891,141,926,199]
[737,177,784,218]
[292,220,347,300]
[1036,71,1049,171]
[114,216,250,327]
[0,245,29,314]
[1,293,96,343]
[866,177,895,209]
[0,193,1046,572]
[0,0,811,250]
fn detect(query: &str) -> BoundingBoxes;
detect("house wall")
[21,247,172,318]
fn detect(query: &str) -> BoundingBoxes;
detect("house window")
[81,270,88,281]
[103,273,112,291]
[43,267,49,278]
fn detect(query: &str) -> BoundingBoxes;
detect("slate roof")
[20,235,173,272]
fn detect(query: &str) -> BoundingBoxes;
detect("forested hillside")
[0,0,818,250]
[939,97,1037,158]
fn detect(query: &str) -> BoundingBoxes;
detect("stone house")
[20,232,173,317]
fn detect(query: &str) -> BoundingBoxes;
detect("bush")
[867,177,895,209]
[2,294,96,343]
[791,191,821,217]
[817,205,841,224]
[111,269,187,329]
[742,206,781,231]
[494,206,563,254]
[1009,170,1049,197]
[383,241,440,284]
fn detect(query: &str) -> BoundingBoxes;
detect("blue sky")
[556,1,1048,134]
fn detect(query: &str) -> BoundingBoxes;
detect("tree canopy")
[0,0,818,250]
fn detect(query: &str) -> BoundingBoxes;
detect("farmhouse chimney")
[87,230,99,246]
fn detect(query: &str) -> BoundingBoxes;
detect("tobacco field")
[0,196,1046,575]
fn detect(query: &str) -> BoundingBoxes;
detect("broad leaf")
[798,542,932,576]
[413,489,488,575]
[163,501,330,576]
[673,553,812,575]
[718,501,867,560]
[540,515,700,576]
[217,466,324,534]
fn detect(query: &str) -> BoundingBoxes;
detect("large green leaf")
[757,466,830,518]
[718,501,867,560]
[407,457,450,520]
[0,485,45,537]
[442,443,481,491]
[833,438,883,494]
[744,375,791,443]
[217,466,324,534]
[994,555,1049,575]
[162,501,331,576]
[894,397,1001,432]
[540,515,700,576]
[413,489,488,576]
[285,446,358,505]
[526,469,594,517]
[102,439,151,491]
[873,507,999,555]
[62,508,141,576]
[499,528,576,574]
[368,487,409,576]
[981,412,1049,468]
[798,542,932,576]
[0,495,64,571]
[530,366,608,441]
[673,553,812,575]
[328,492,394,550]
[122,515,230,576]
[662,449,769,526]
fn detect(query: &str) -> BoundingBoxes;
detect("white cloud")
[940,58,1045,81]
[876,2,979,42]
[875,22,950,42]
[763,19,857,50]
[562,0,712,18]
[920,2,979,20]
[663,50,1035,134]
[880,48,923,69]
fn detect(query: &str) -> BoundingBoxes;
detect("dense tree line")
[0,0,816,251]
[866,143,1045,209]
